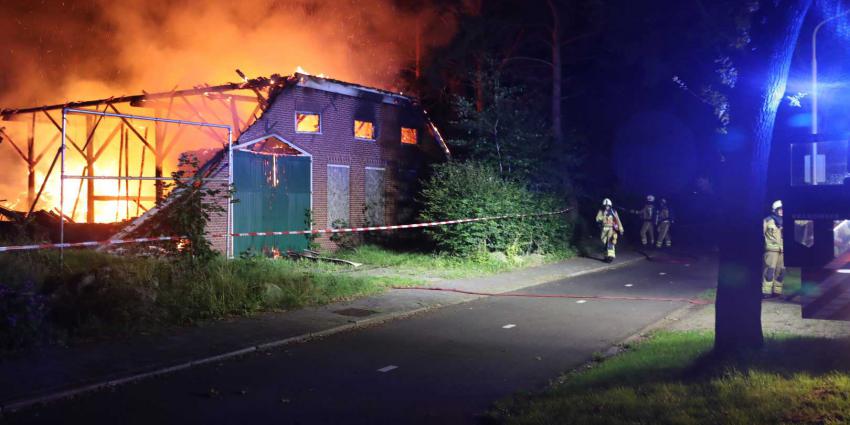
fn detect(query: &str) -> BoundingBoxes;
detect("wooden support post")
[116,126,124,222]
[136,141,146,216]
[71,165,86,221]
[27,114,35,207]
[154,123,163,205]
[86,115,95,223]
[125,128,130,219]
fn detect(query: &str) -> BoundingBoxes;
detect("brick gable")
[209,82,446,254]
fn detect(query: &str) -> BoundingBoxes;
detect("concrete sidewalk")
[0,251,645,412]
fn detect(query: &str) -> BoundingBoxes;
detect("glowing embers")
[265,157,280,188]
[296,112,321,133]
[401,127,417,145]
[245,137,302,156]
[239,137,304,189]
[354,120,375,140]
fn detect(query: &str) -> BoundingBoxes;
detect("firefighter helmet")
[602,198,613,207]
[772,200,783,211]
[646,195,655,202]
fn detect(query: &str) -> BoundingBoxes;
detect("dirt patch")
[666,301,850,338]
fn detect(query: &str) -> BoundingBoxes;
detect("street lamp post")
[810,10,850,185]
[812,10,850,137]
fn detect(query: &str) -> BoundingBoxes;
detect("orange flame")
[0,1,458,223]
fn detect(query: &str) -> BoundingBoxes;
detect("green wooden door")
[233,152,311,256]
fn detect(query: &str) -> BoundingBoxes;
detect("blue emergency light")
[784,140,850,319]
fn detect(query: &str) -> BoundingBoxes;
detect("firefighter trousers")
[762,250,784,295]
[601,226,618,258]
[656,221,672,248]
[640,221,655,246]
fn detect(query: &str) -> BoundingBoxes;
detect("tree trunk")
[714,0,812,354]
[474,57,485,113]
[415,17,422,79]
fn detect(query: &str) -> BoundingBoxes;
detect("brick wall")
[202,157,231,255]
[206,84,444,254]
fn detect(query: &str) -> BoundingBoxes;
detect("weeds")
[334,244,574,280]
[0,249,403,352]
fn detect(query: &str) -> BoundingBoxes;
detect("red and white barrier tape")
[225,209,572,238]
[0,208,571,253]
[0,236,183,253]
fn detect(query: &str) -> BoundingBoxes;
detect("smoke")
[0,0,457,220]
[0,0,458,108]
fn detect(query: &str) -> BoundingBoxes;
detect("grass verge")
[0,249,418,352]
[489,331,850,424]
[1,243,573,353]
[333,244,575,280]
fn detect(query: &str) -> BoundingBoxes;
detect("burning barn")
[115,72,450,255]
[0,72,449,255]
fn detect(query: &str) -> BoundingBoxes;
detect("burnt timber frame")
[60,108,234,259]
[0,75,282,222]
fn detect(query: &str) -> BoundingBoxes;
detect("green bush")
[419,161,572,257]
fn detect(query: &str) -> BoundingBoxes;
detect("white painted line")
[659,272,667,276]
[684,264,691,267]
[377,365,398,373]
[1,255,643,415]
[624,284,633,287]
[502,324,516,329]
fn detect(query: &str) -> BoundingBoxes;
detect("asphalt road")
[5,253,716,425]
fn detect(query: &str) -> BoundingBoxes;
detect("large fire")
[0,0,457,223]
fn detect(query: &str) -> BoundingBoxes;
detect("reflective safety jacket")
[655,206,673,225]
[596,208,623,233]
[638,204,654,221]
[764,215,783,252]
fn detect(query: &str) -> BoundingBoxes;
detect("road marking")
[684,264,691,267]
[377,365,398,373]
[502,324,516,329]
[576,300,587,304]
[659,272,667,276]
[624,284,633,287]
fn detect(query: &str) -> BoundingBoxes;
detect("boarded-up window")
[354,120,375,140]
[296,112,321,133]
[401,127,418,145]
[327,165,350,226]
[365,168,385,225]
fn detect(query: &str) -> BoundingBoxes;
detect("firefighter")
[763,200,785,298]
[655,198,673,248]
[596,198,624,262]
[631,195,656,246]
